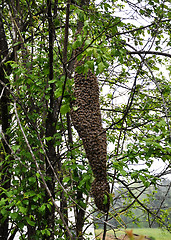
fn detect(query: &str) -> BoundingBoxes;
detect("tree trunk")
[75,191,85,240]
[44,1,56,239]
[0,15,11,240]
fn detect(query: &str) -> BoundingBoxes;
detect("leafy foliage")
[0,0,171,239]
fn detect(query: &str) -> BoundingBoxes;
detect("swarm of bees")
[71,46,110,212]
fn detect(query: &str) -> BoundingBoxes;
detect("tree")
[0,0,171,239]
[0,13,11,240]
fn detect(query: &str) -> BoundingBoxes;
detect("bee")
[71,40,110,212]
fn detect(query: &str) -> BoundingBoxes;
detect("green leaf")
[77,164,85,170]
[139,175,146,183]
[19,206,27,215]
[18,222,25,229]
[85,39,91,47]
[10,62,19,68]
[10,212,19,220]
[131,172,138,179]
[28,176,36,184]
[11,145,20,152]
[38,204,46,212]
[63,176,71,183]
[42,229,51,236]
[87,60,94,71]
[31,205,37,210]
[1,208,7,216]
[0,198,6,206]
[72,35,83,49]
[73,106,79,111]
[54,89,62,98]
[36,172,40,178]
[120,170,127,176]
[78,10,85,22]
[60,104,70,114]
[49,79,56,83]
[26,217,35,227]
[45,136,53,141]
[60,75,65,82]
[23,199,29,205]
[6,191,14,198]
[103,194,108,205]
[33,195,39,202]
[98,62,106,73]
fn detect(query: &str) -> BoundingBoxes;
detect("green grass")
[95,228,171,240]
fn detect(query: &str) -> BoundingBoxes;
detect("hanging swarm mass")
[70,47,110,212]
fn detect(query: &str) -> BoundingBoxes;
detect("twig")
[13,100,74,240]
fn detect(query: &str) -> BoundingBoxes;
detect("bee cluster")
[71,48,110,212]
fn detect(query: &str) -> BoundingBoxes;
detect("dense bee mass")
[70,47,110,212]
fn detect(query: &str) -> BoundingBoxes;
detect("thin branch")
[107,18,171,39]
[129,51,171,58]
[126,41,171,142]
[0,86,5,99]
[150,182,171,227]
[118,178,171,232]
[103,56,145,134]
[67,19,120,65]
[145,64,171,142]
[13,101,74,240]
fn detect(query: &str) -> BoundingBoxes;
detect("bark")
[44,1,56,239]
[0,15,11,240]
[75,190,85,240]
[68,113,86,239]
[59,2,71,238]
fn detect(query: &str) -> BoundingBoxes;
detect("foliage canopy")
[0,0,171,239]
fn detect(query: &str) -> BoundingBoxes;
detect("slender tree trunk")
[0,15,11,240]
[44,1,56,239]
[75,191,85,240]
[59,1,71,238]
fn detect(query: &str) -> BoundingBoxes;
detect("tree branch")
[13,101,74,240]
[129,51,171,58]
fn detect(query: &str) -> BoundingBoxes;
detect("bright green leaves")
[84,39,91,47]
[63,176,71,184]
[0,0,170,237]
[130,170,155,188]
[75,45,111,75]
[41,229,51,236]
[0,197,9,220]
[0,191,37,227]
[26,216,36,227]
[10,212,20,221]
[11,145,20,153]
[78,173,92,192]
[72,35,83,49]
[86,60,94,71]
[38,203,50,213]
[8,61,19,69]
[77,8,85,22]
[85,47,97,58]
[103,194,108,205]
[28,176,37,184]
[60,103,70,114]
[112,158,129,178]
[0,197,6,207]
[97,62,106,73]
[18,206,27,215]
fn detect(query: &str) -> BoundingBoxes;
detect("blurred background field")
[95,228,171,240]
